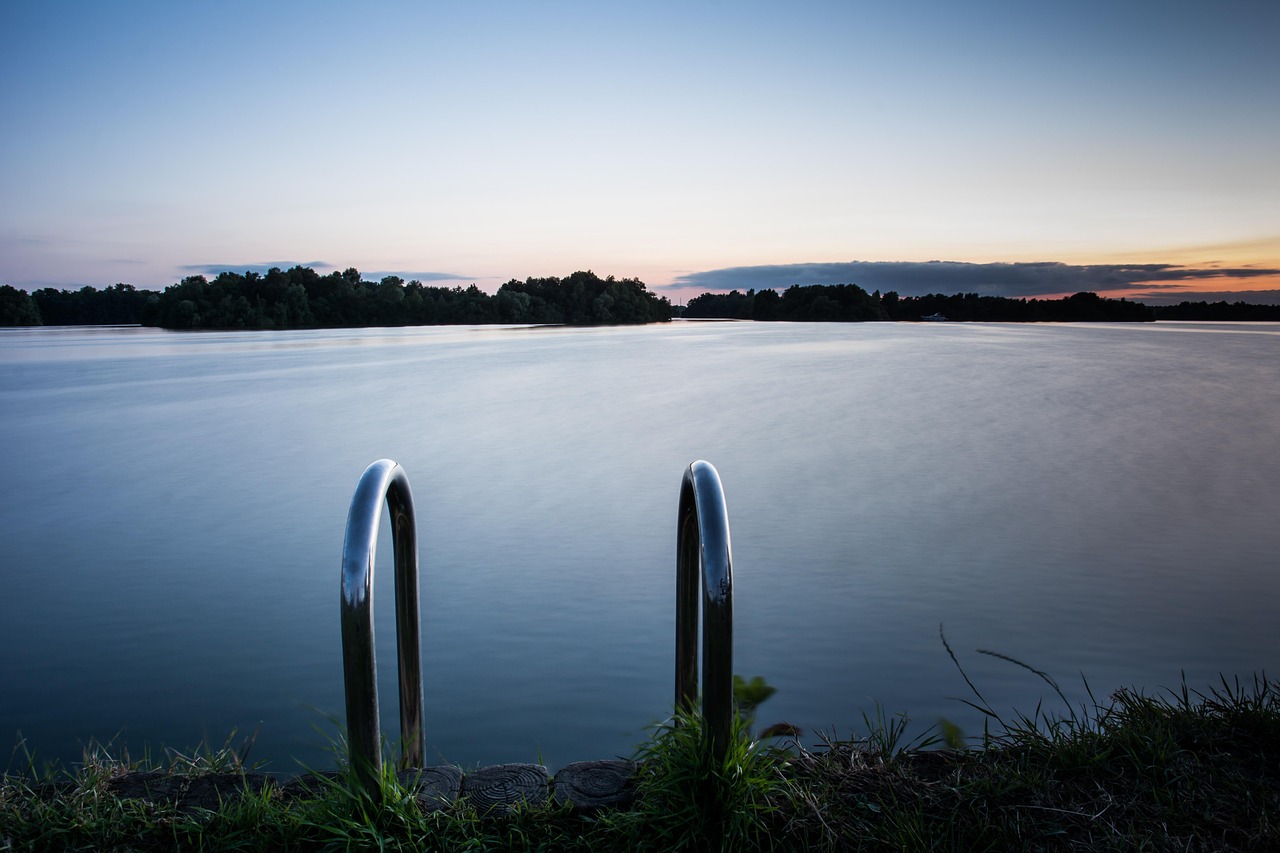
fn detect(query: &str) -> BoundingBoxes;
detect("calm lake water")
[1,320,1277,774]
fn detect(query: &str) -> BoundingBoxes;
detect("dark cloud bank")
[180,262,473,283]
[667,261,1280,305]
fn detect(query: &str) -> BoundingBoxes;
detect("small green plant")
[164,725,262,776]
[941,623,1102,749]
[858,701,943,762]
[615,705,792,851]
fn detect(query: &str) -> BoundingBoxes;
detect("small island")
[0,268,674,329]
[680,284,1280,322]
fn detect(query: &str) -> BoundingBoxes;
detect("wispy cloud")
[666,261,1280,299]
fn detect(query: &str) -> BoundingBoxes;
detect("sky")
[2,0,1278,305]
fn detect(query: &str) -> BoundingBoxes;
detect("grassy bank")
[4,673,1278,851]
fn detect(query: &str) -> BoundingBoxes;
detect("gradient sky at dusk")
[3,0,1278,304]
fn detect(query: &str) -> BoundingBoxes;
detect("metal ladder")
[339,458,735,798]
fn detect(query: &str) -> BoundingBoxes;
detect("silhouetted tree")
[0,285,42,325]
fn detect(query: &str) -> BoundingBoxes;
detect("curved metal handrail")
[340,459,424,796]
[675,460,735,762]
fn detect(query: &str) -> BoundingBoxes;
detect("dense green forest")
[3,284,151,325]
[139,267,673,329]
[5,274,1279,327]
[0,268,672,328]
[2,282,153,325]
[0,286,42,325]
[36,283,152,325]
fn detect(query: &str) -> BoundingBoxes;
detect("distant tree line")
[1,283,151,326]
[683,284,885,321]
[683,285,1158,322]
[0,268,672,329]
[1150,300,1280,321]
[889,290,1155,322]
[6,274,1280,326]
[136,267,672,329]
[36,283,152,324]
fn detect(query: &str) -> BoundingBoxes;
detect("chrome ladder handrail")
[675,460,735,763]
[340,459,424,797]
[338,457,735,793]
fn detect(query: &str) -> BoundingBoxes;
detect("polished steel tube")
[675,460,735,762]
[340,459,424,797]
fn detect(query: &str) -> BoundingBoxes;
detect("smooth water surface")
[2,321,1277,773]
